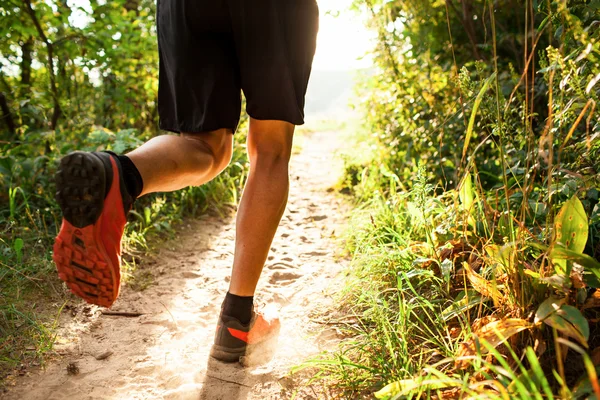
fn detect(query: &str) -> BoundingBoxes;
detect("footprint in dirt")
[268,271,303,285]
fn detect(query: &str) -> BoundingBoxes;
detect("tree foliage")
[0,0,158,137]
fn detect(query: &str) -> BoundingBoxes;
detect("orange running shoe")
[53,151,132,308]
[211,310,281,365]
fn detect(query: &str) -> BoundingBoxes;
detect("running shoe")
[211,310,281,366]
[53,151,131,308]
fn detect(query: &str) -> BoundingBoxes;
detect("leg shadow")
[197,356,250,400]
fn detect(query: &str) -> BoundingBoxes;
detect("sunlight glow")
[313,0,375,71]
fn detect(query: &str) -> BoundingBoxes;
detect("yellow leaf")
[462,261,504,307]
[375,378,460,399]
[456,318,533,369]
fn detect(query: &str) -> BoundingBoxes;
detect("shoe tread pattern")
[55,151,105,228]
[53,151,116,308]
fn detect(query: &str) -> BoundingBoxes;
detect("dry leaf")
[463,261,504,306]
[571,264,586,289]
[583,290,600,310]
[456,318,533,369]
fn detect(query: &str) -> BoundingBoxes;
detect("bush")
[305,0,600,398]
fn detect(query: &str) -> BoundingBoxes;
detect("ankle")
[221,291,253,325]
[116,154,144,201]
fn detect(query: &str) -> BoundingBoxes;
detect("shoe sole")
[53,152,118,308]
[210,327,280,366]
[209,343,247,363]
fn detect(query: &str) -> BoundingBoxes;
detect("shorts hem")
[159,121,238,134]
[245,111,305,126]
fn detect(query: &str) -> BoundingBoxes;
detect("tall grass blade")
[462,73,497,162]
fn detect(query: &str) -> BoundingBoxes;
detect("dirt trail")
[5,131,349,400]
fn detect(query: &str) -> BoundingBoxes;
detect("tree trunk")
[21,37,33,89]
[0,92,17,137]
[23,0,62,130]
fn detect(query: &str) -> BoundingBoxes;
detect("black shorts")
[157,0,319,133]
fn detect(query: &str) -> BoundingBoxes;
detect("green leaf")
[0,156,14,178]
[144,207,151,226]
[441,290,483,321]
[535,297,566,323]
[552,196,589,272]
[583,272,600,288]
[374,377,459,399]
[13,238,24,264]
[459,173,476,229]
[463,73,496,161]
[525,347,555,399]
[538,301,589,347]
[550,246,600,281]
[531,242,600,285]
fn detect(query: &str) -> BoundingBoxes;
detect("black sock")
[221,292,253,325]
[117,155,143,201]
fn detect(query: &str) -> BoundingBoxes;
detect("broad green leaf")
[532,241,600,287]
[584,272,600,289]
[496,212,515,241]
[0,157,14,177]
[550,246,600,280]
[552,196,589,272]
[535,297,566,323]
[542,304,589,347]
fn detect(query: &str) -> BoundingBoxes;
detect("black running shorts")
[157,0,319,133]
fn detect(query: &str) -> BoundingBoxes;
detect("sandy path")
[5,131,348,400]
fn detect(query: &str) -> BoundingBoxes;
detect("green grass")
[296,130,600,398]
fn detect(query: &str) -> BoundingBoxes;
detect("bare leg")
[229,119,295,296]
[126,129,234,196]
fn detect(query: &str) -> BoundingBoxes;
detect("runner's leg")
[228,119,294,297]
[210,118,292,363]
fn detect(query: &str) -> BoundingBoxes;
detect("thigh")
[227,0,319,126]
[157,0,242,133]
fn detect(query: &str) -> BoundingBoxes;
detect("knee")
[252,141,292,166]
[248,139,294,170]
[247,120,294,168]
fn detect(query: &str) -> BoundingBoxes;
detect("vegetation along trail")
[5,130,349,400]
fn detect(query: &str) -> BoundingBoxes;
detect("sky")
[312,0,375,70]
